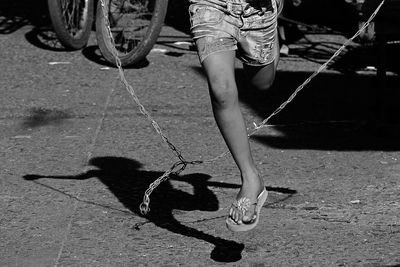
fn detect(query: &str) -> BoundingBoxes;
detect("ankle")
[240,169,262,185]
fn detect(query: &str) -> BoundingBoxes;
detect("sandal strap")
[235,197,256,213]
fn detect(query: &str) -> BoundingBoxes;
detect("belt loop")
[227,0,243,16]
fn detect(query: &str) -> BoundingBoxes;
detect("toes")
[230,204,256,224]
[234,210,239,223]
[236,209,244,224]
[229,207,242,224]
[242,215,250,222]
[242,214,256,223]
[242,210,256,223]
[229,207,252,224]
[228,208,236,222]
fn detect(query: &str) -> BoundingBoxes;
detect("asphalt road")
[1,1,400,266]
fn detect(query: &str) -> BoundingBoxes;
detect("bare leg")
[244,31,280,91]
[202,51,264,223]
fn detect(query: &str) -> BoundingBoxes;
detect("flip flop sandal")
[226,188,268,232]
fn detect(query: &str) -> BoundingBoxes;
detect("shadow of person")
[23,156,244,262]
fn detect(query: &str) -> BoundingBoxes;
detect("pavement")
[1,2,400,266]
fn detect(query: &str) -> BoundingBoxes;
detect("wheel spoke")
[108,0,155,55]
[97,0,168,65]
[59,0,89,37]
[49,0,93,49]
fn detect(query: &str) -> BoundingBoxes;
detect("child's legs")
[238,0,281,91]
[202,50,264,222]
[202,51,260,181]
[189,2,264,222]
[243,31,280,91]
[243,60,277,91]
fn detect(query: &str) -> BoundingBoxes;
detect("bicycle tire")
[48,0,95,50]
[95,0,169,66]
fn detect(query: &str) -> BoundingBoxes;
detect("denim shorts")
[189,0,282,66]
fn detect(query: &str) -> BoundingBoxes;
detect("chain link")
[99,0,187,164]
[98,0,386,215]
[387,40,400,45]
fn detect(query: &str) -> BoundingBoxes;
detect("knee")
[246,62,277,91]
[252,76,276,91]
[208,77,237,109]
[253,79,274,91]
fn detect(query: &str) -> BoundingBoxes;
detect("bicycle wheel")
[48,0,95,50]
[95,0,169,66]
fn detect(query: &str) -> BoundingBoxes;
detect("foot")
[226,187,268,232]
[228,175,265,225]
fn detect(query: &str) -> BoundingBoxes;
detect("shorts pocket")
[189,5,224,28]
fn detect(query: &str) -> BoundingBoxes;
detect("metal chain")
[194,0,387,164]
[249,0,386,135]
[99,0,186,164]
[99,0,205,214]
[387,40,400,45]
[99,0,386,215]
